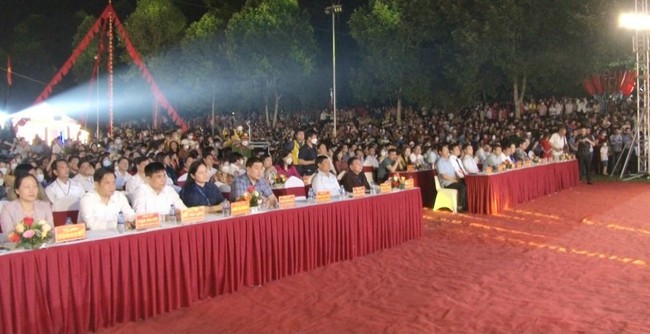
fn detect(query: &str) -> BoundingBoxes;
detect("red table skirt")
[0,190,422,334]
[389,170,437,207]
[465,160,579,214]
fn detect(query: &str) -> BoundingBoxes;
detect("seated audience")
[45,159,86,203]
[311,156,341,197]
[132,162,187,215]
[341,157,371,192]
[179,161,225,213]
[230,157,278,207]
[435,144,467,212]
[78,168,136,230]
[1,174,54,241]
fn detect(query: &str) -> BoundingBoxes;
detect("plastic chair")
[285,176,305,188]
[433,176,458,212]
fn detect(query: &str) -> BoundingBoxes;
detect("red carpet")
[98,182,650,334]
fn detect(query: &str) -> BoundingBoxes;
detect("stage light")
[619,13,650,30]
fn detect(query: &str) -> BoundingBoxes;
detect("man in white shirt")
[461,144,480,174]
[114,157,132,191]
[485,144,504,168]
[78,168,136,231]
[363,147,380,169]
[449,144,468,179]
[72,159,95,193]
[133,162,187,215]
[126,157,149,198]
[311,156,341,197]
[45,159,86,203]
[549,127,568,160]
[409,145,426,165]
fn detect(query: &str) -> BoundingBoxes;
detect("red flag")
[6,56,12,86]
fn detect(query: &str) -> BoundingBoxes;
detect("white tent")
[5,103,90,144]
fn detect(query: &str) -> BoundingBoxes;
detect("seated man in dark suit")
[341,157,371,193]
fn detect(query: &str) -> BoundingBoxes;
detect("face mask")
[102,159,111,167]
[242,140,249,147]
[0,179,4,186]
[284,158,293,165]
[115,138,122,144]
[237,126,243,132]
[183,145,189,150]
[10,163,17,170]
[0,167,6,175]
[36,174,45,182]
[311,138,318,145]
[188,135,194,140]
[380,150,387,157]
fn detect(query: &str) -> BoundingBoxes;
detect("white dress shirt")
[549,133,567,158]
[409,153,426,165]
[364,155,379,169]
[311,170,341,197]
[45,179,86,203]
[132,183,187,215]
[78,191,136,231]
[72,174,95,193]
[462,155,480,174]
[126,173,146,196]
[450,156,467,178]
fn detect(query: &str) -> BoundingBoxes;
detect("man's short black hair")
[246,157,263,168]
[94,168,115,183]
[316,155,329,166]
[145,162,166,177]
[347,156,360,166]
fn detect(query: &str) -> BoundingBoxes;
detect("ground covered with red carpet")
[99,182,650,334]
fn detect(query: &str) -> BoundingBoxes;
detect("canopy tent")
[4,103,90,144]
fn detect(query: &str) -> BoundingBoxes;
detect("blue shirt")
[435,157,456,187]
[230,173,274,201]
[180,182,225,207]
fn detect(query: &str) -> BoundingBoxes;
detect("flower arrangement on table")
[391,174,406,189]
[502,160,514,170]
[415,162,425,171]
[532,156,540,164]
[273,174,287,186]
[560,153,572,161]
[239,185,261,207]
[7,217,53,250]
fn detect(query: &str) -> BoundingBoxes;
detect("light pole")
[619,6,650,179]
[325,4,342,138]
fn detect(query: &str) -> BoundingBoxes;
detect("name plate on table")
[380,182,392,193]
[316,191,331,203]
[278,195,296,209]
[484,166,493,174]
[180,207,205,224]
[231,201,251,216]
[352,186,366,198]
[404,179,415,189]
[497,165,505,172]
[135,213,161,230]
[407,165,415,172]
[54,224,86,243]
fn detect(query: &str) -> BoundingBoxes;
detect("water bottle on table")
[65,217,73,225]
[117,211,125,233]
[339,185,347,199]
[169,204,177,224]
[222,199,231,217]
[308,188,315,203]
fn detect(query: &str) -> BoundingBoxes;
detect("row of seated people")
[0,155,373,241]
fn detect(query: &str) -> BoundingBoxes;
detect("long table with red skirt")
[464,160,579,215]
[389,170,437,208]
[0,189,422,334]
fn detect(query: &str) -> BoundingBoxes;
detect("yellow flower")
[400,176,406,182]
[14,223,25,233]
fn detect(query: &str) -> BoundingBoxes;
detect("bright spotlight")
[619,13,650,30]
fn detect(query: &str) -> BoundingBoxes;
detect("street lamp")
[618,7,650,179]
[325,4,342,138]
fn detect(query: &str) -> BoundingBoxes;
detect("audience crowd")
[0,95,642,238]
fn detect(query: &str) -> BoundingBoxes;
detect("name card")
[231,201,251,216]
[279,195,296,209]
[181,207,205,224]
[406,165,415,172]
[316,191,331,203]
[352,186,366,198]
[135,213,161,230]
[497,165,505,172]
[404,179,415,189]
[380,182,392,193]
[54,224,86,243]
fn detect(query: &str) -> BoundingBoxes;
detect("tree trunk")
[513,76,527,119]
[272,88,281,128]
[396,88,403,126]
[264,81,270,127]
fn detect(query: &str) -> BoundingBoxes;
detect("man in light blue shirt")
[435,144,467,212]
